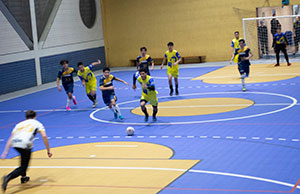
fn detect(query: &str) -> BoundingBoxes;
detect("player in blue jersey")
[99,67,128,119]
[272,25,291,67]
[56,60,77,111]
[231,39,253,92]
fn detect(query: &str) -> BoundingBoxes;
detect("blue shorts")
[103,94,117,106]
[63,83,74,94]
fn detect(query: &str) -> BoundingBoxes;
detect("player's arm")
[231,41,235,58]
[147,78,155,91]
[56,78,62,91]
[160,55,167,69]
[78,76,86,87]
[40,131,52,158]
[284,34,289,47]
[173,52,182,66]
[1,133,14,159]
[91,59,101,67]
[244,50,253,60]
[99,78,114,91]
[230,49,238,63]
[115,77,128,85]
[149,57,154,70]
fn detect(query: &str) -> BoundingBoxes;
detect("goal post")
[242,15,299,58]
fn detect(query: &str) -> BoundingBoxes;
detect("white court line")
[95,145,138,147]
[194,73,300,79]
[0,166,298,189]
[90,92,297,125]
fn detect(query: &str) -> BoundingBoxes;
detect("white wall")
[0,11,29,55]
[43,0,104,49]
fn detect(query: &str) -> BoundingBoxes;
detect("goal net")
[243,15,299,58]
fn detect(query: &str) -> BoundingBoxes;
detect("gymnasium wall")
[101,0,299,67]
[0,0,105,95]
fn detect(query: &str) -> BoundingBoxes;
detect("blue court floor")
[0,63,299,193]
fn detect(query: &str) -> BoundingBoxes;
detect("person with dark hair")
[56,60,77,111]
[99,67,128,120]
[272,25,291,67]
[293,16,300,55]
[258,21,269,56]
[160,42,182,96]
[231,31,245,64]
[137,68,158,122]
[1,110,52,192]
[270,11,280,38]
[77,59,101,107]
[133,47,154,90]
[231,39,253,92]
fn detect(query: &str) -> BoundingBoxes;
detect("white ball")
[126,127,135,136]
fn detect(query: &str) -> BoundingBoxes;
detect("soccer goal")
[242,15,299,58]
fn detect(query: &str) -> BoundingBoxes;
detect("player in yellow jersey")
[137,68,158,122]
[77,59,101,108]
[160,42,182,96]
[231,31,244,64]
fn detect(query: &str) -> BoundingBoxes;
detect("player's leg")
[168,74,173,96]
[294,36,299,55]
[86,84,95,103]
[281,45,291,66]
[274,45,280,66]
[91,83,97,107]
[111,96,123,120]
[70,82,77,105]
[238,63,246,91]
[149,93,158,121]
[173,69,179,95]
[140,99,149,122]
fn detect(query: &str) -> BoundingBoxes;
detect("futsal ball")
[126,127,135,136]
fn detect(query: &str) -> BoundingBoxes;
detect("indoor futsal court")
[1,0,300,194]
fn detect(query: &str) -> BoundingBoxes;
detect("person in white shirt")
[1,110,52,192]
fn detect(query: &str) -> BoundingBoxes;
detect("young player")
[1,110,52,192]
[160,42,182,96]
[272,25,291,67]
[136,47,154,74]
[99,67,128,120]
[231,39,253,92]
[231,31,244,64]
[56,60,77,111]
[137,68,158,122]
[77,59,101,107]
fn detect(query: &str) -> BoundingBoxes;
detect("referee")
[1,110,52,192]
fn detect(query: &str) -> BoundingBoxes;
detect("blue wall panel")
[40,46,106,84]
[0,59,36,95]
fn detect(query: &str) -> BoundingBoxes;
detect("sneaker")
[274,64,280,67]
[243,87,246,92]
[66,106,71,111]
[20,176,30,184]
[72,96,77,105]
[144,115,149,122]
[119,115,124,120]
[92,100,98,108]
[152,116,157,122]
[287,63,291,66]
[2,175,9,192]
[114,113,118,119]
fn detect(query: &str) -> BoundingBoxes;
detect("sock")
[141,106,149,117]
[283,51,289,63]
[87,94,95,103]
[110,107,116,113]
[153,106,158,118]
[175,84,178,92]
[66,98,71,107]
[169,85,173,92]
[276,52,280,65]
[93,94,97,101]
[114,104,122,116]
[241,74,246,87]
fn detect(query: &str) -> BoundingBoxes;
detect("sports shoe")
[119,115,124,120]
[72,96,77,105]
[114,113,118,119]
[274,64,280,67]
[92,100,98,108]
[66,106,71,111]
[243,87,246,92]
[152,116,157,122]
[20,176,30,184]
[287,63,291,66]
[2,175,9,192]
[144,115,149,122]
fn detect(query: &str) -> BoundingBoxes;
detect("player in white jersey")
[1,110,52,192]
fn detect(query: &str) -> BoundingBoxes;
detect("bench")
[130,56,206,66]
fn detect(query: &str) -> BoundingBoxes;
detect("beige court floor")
[192,62,300,84]
[0,142,199,194]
